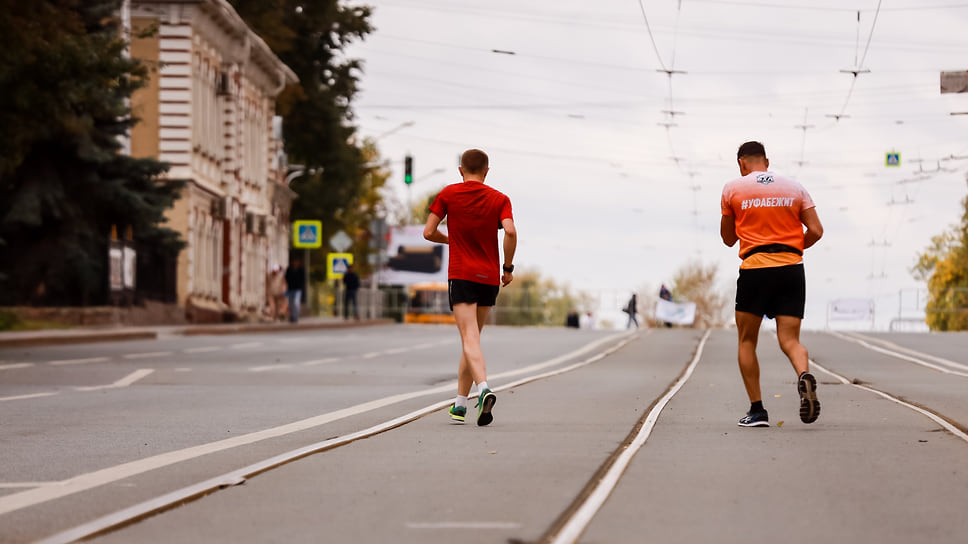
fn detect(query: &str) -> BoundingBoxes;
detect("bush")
[0,310,22,331]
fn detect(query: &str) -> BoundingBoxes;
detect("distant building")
[128,0,298,321]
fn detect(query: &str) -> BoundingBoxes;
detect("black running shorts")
[735,264,806,319]
[448,279,499,310]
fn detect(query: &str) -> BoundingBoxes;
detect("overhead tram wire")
[826,1,883,126]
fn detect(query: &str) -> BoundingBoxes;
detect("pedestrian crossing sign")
[293,220,323,248]
[885,152,901,167]
[327,253,353,280]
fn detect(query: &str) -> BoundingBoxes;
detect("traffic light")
[404,155,413,185]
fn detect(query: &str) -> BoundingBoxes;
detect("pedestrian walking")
[659,284,673,328]
[342,263,360,320]
[424,148,516,426]
[720,141,824,427]
[624,294,639,329]
[284,258,306,323]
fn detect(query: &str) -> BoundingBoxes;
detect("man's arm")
[801,207,823,249]
[423,212,449,244]
[720,215,738,247]
[501,217,517,286]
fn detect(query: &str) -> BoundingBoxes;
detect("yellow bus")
[404,282,455,324]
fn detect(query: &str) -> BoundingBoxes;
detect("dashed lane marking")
[183,347,219,354]
[0,363,34,370]
[123,352,171,360]
[0,392,58,402]
[230,342,263,350]
[249,364,293,372]
[75,369,155,392]
[301,358,340,367]
[48,357,109,366]
[406,522,521,530]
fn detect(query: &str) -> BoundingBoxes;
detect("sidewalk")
[0,316,395,348]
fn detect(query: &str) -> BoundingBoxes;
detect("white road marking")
[0,483,62,489]
[183,347,218,354]
[362,351,382,359]
[828,331,968,378]
[32,332,638,544]
[230,342,262,350]
[48,357,108,366]
[549,330,710,544]
[406,522,521,530]
[411,342,435,350]
[174,368,192,373]
[0,392,59,402]
[0,363,34,370]
[75,369,155,392]
[249,364,293,372]
[811,360,968,444]
[4,332,634,521]
[123,352,171,360]
[835,331,968,374]
[301,358,340,367]
[384,347,409,355]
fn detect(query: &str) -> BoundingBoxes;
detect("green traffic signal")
[404,155,413,185]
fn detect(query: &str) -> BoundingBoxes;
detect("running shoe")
[738,409,769,427]
[476,388,497,427]
[449,404,466,423]
[798,372,820,424]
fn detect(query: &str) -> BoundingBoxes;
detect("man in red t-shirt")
[424,148,516,426]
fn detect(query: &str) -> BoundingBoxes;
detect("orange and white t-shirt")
[721,171,815,269]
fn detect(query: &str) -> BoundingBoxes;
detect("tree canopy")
[0,0,182,306]
[912,184,968,330]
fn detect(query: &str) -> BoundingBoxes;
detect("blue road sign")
[293,220,323,248]
[886,152,901,167]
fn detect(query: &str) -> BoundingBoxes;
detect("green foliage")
[230,0,374,278]
[670,260,729,328]
[494,271,592,326]
[0,0,183,306]
[914,190,968,330]
[0,310,20,331]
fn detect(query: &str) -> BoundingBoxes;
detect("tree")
[912,188,968,330]
[669,260,730,328]
[0,0,183,306]
[494,271,592,327]
[229,0,373,279]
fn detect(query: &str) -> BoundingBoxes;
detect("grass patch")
[0,311,74,331]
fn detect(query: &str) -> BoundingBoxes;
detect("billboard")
[379,225,449,285]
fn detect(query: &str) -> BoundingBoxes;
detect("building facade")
[128,0,298,321]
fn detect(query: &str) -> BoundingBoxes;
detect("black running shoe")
[477,388,496,427]
[738,410,769,427]
[798,372,820,423]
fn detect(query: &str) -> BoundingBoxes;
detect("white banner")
[378,225,449,285]
[829,298,874,321]
[655,298,696,326]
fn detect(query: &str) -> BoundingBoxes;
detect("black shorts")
[735,264,805,319]
[448,279,499,310]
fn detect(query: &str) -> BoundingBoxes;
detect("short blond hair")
[460,149,489,174]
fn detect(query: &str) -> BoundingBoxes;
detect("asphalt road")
[1,325,966,543]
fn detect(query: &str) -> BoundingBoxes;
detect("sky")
[341,0,968,330]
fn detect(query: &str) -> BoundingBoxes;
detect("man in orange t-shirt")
[721,141,824,428]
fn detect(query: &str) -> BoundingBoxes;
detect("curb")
[0,319,396,348]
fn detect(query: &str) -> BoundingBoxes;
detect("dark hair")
[461,149,489,174]
[737,141,766,159]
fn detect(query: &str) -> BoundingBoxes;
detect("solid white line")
[183,347,218,354]
[0,483,62,489]
[550,330,711,544]
[0,392,59,402]
[827,330,968,378]
[230,342,262,350]
[0,363,34,370]
[810,360,968,444]
[301,358,340,367]
[4,332,633,520]
[75,369,155,392]
[406,522,521,530]
[123,352,171,360]
[48,357,108,366]
[33,332,638,544]
[250,364,293,372]
[838,331,968,373]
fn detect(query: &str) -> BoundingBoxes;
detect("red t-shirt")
[428,181,513,286]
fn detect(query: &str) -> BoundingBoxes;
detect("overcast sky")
[342,0,968,330]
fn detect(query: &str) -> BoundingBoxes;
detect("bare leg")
[775,315,809,376]
[453,303,491,395]
[735,311,763,403]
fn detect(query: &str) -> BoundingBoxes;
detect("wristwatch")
[503,264,514,273]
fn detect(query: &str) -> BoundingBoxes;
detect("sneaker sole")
[798,373,820,424]
[737,420,770,428]
[477,393,496,427]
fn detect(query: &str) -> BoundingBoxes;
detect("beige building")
[128,0,298,321]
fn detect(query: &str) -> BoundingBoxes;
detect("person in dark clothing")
[284,258,306,323]
[625,294,639,329]
[342,264,360,319]
[659,284,673,328]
